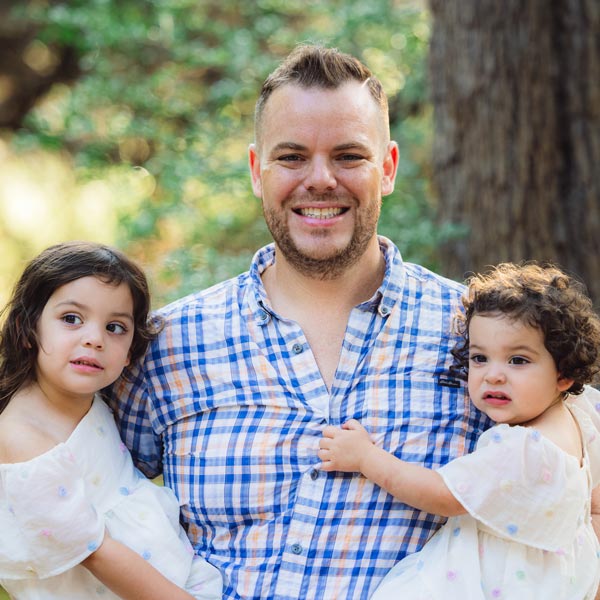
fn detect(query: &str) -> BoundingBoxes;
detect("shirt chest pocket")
[360,369,472,466]
[162,397,321,527]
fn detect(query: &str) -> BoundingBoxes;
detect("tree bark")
[0,2,80,130]
[428,0,600,304]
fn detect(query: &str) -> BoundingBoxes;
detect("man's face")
[249,81,398,279]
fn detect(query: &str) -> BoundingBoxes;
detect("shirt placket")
[271,308,377,599]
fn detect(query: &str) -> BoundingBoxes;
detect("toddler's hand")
[318,419,374,473]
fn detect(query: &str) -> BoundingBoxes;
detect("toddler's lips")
[483,392,511,406]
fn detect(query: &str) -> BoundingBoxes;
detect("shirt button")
[292,343,303,354]
[380,305,390,316]
[310,468,319,481]
[257,309,270,324]
[291,543,303,555]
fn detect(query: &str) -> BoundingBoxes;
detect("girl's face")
[467,313,573,425]
[35,276,134,402]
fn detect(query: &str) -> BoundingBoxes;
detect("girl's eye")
[469,354,487,364]
[107,322,128,335]
[62,314,82,325]
[509,356,530,365]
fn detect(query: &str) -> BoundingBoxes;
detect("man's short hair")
[254,44,389,143]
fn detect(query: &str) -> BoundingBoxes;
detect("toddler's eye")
[509,356,530,365]
[107,322,128,334]
[469,354,487,364]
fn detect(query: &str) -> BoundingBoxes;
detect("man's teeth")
[297,207,344,219]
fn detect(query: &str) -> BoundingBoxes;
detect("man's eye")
[278,154,303,162]
[338,154,363,161]
[62,314,82,325]
[107,322,128,334]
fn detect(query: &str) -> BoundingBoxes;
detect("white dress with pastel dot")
[0,396,222,599]
[371,402,600,600]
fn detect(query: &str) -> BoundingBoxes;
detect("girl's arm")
[82,534,196,600]
[318,419,466,517]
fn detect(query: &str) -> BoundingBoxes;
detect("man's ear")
[248,144,262,198]
[381,141,399,197]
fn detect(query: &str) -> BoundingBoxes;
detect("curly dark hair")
[0,241,162,412]
[452,262,600,395]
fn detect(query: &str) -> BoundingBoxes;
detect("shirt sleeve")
[104,357,163,479]
[0,445,105,579]
[437,424,585,551]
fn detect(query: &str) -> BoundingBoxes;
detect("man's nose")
[303,157,337,192]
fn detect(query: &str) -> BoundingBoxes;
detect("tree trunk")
[0,2,80,129]
[428,0,600,304]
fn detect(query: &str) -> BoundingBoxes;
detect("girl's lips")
[70,358,103,373]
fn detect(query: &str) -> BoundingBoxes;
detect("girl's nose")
[82,325,104,349]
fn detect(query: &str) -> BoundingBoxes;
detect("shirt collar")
[247,236,405,323]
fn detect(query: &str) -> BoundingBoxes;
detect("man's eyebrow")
[270,142,308,153]
[270,141,369,153]
[333,142,370,152]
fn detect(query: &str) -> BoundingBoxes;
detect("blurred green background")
[0,0,447,314]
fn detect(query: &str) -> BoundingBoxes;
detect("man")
[108,45,600,599]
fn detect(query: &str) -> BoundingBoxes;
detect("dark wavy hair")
[452,262,600,395]
[0,241,162,412]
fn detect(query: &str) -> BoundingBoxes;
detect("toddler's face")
[467,313,572,425]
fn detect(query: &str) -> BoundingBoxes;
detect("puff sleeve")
[437,424,586,552]
[0,444,105,580]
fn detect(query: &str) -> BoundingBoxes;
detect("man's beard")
[263,196,381,280]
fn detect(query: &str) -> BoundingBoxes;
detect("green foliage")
[6,0,454,306]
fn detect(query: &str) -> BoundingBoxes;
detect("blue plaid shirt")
[109,237,491,599]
